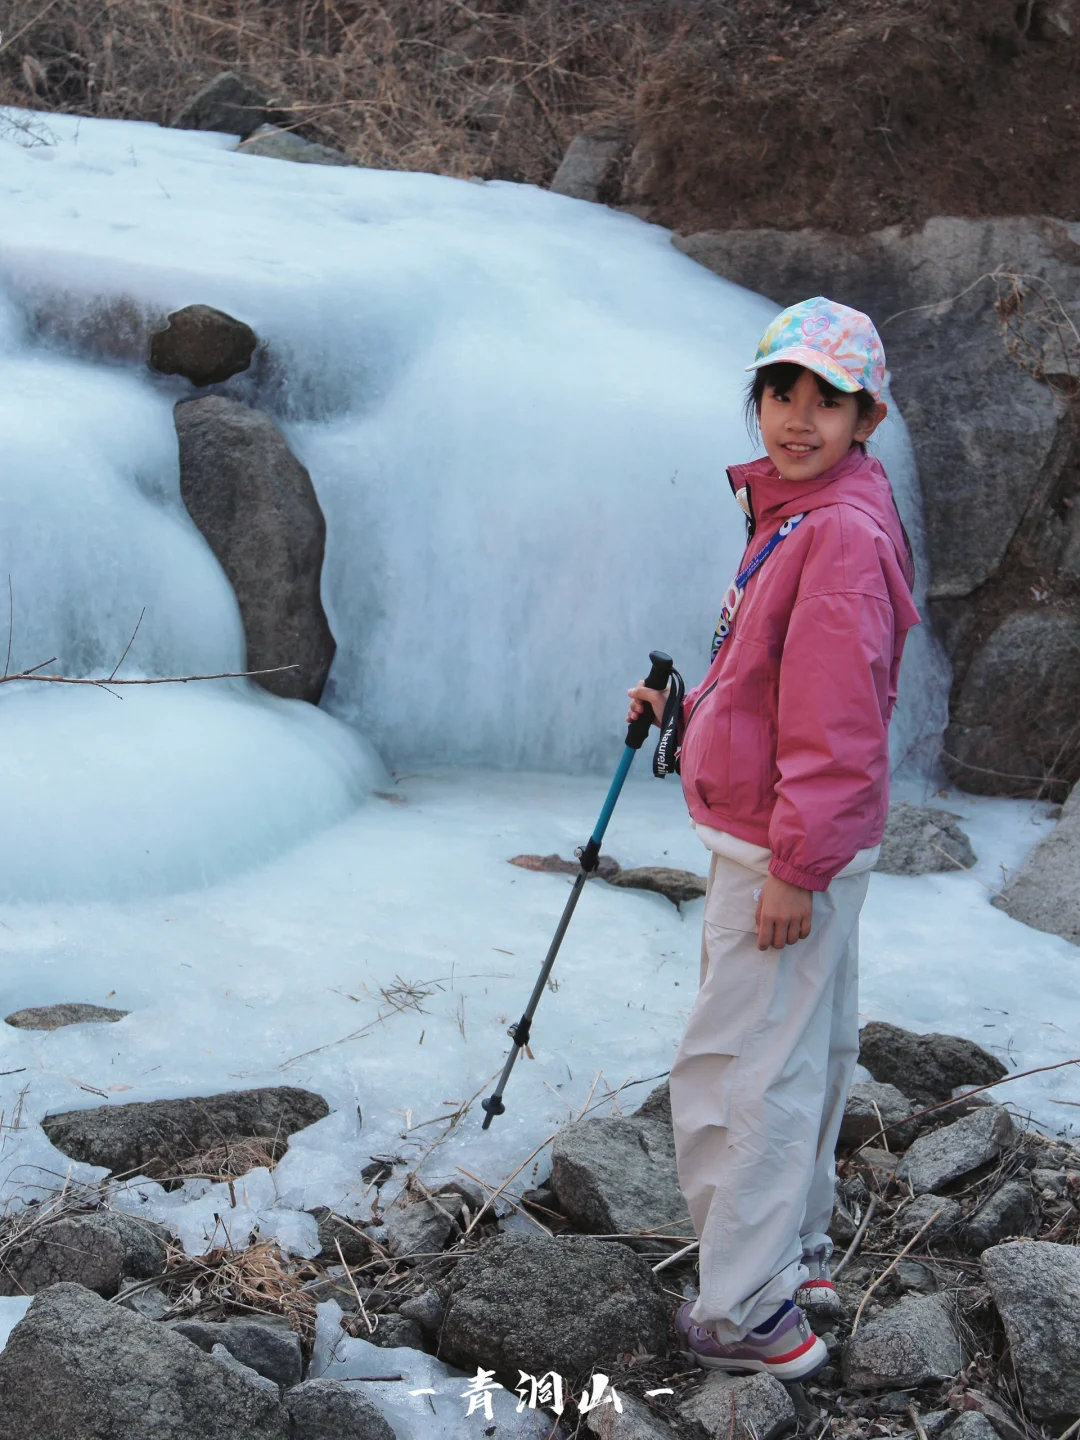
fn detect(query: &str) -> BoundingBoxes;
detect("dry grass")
[161,1234,323,1344]
[0,0,681,184]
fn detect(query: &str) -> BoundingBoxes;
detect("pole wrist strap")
[653,667,685,778]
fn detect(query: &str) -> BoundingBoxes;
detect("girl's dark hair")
[744,361,879,432]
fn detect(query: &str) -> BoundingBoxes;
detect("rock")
[606,866,707,907]
[41,1085,329,1181]
[174,396,337,704]
[898,1108,1016,1195]
[550,1083,691,1238]
[842,1293,962,1389]
[149,305,257,387]
[993,785,1080,944]
[173,72,276,139]
[982,1241,1080,1420]
[4,1002,129,1030]
[828,1190,859,1245]
[283,1378,397,1439]
[428,1173,485,1211]
[398,1287,446,1333]
[0,1283,290,1438]
[550,128,631,204]
[894,1194,963,1243]
[116,1279,170,1320]
[875,804,977,876]
[852,1147,901,1185]
[311,1208,372,1266]
[586,1391,678,1438]
[945,613,1080,798]
[210,1343,281,1398]
[962,1181,1037,1253]
[838,1081,919,1151]
[0,1209,170,1297]
[172,1318,302,1388]
[239,124,353,166]
[1032,1167,1069,1198]
[943,1415,1000,1440]
[894,1260,939,1294]
[858,1022,1007,1103]
[385,1193,463,1260]
[680,1371,797,1440]
[439,1233,667,1380]
[368,1314,424,1349]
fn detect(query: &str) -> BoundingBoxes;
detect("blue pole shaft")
[590,745,636,848]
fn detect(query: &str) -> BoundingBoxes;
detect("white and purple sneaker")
[795,1243,842,1323]
[676,1299,828,1381]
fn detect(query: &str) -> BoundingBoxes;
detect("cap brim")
[745,344,863,393]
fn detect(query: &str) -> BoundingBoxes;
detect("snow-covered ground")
[0,105,1075,1318]
[0,768,1075,1260]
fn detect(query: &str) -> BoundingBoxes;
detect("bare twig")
[832,1195,879,1279]
[334,1238,375,1335]
[1,663,298,689]
[652,1237,699,1274]
[850,1206,946,1335]
[108,607,146,682]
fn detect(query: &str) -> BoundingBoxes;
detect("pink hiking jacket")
[679,445,920,892]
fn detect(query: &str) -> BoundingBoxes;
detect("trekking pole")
[481,650,675,1130]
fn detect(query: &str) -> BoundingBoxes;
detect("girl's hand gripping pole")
[481,650,674,1129]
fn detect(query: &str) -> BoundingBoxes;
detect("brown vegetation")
[0,1,1076,237]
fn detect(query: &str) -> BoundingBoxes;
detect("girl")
[629,296,919,1381]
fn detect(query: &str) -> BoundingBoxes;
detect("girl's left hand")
[755,874,813,951]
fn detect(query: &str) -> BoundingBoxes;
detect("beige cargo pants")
[668,833,874,1340]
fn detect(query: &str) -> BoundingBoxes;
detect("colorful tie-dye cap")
[747,295,886,399]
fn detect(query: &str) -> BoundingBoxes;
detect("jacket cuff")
[768,856,832,893]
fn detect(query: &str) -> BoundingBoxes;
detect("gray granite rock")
[680,1371,797,1440]
[172,1317,302,1388]
[173,72,276,139]
[875,804,976,876]
[944,1414,1002,1440]
[843,1293,962,1389]
[282,1379,397,1440]
[149,304,257,387]
[982,1240,1080,1421]
[550,128,630,203]
[174,396,337,704]
[0,1283,290,1438]
[897,1108,1016,1195]
[4,1003,129,1030]
[41,1085,329,1181]
[0,1209,170,1297]
[962,1181,1037,1253]
[839,1081,919,1151]
[367,1314,424,1350]
[398,1286,445,1333]
[239,124,352,166]
[550,1082,691,1238]
[385,1193,463,1260]
[439,1233,667,1381]
[894,1194,963,1243]
[858,1022,1007,1104]
[994,785,1080,945]
[210,1343,280,1398]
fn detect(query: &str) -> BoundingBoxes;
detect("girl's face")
[758,368,887,482]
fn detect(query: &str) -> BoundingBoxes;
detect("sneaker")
[676,1300,828,1381]
[795,1244,842,1323]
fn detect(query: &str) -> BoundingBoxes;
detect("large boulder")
[982,1241,1080,1421]
[897,1107,1016,1196]
[858,1021,1007,1104]
[875,804,976,876]
[149,305,257,387]
[240,125,352,167]
[842,1293,962,1389]
[0,1283,291,1439]
[0,1210,169,1298]
[550,1083,691,1237]
[438,1233,667,1381]
[673,217,1080,797]
[174,396,336,703]
[40,1086,329,1181]
[993,784,1080,944]
[172,73,277,139]
[945,612,1080,798]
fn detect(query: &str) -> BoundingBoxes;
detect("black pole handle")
[625,650,674,750]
